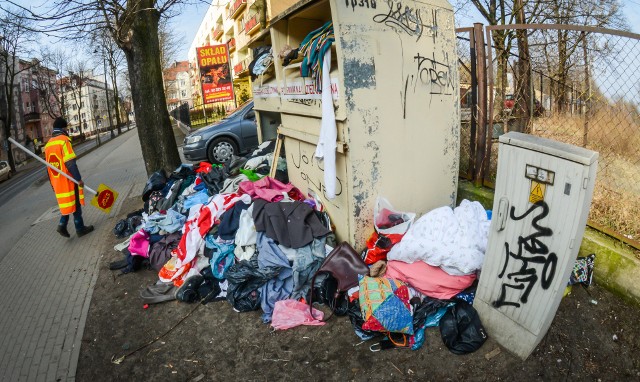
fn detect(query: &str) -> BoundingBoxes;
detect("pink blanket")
[386,260,476,300]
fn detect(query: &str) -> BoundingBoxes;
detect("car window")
[0,162,6,169]
[244,110,255,120]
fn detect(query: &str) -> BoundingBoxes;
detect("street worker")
[45,117,94,238]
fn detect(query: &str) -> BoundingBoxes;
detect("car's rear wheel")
[207,137,238,164]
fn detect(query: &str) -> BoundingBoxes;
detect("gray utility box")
[474,132,598,360]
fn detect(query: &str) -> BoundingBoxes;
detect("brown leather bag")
[309,241,369,320]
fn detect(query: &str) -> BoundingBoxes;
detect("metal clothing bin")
[252,0,461,247]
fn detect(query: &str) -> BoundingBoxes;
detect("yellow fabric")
[45,135,84,215]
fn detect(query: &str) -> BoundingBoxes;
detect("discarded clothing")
[239,176,304,202]
[148,232,182,271]
[271,299,325,330]
[278,237,327,301]
[257,233,293,323]
[128,229,150,257]
[387,200,490,275]
[144,209,186,234]
[385,260,477,300]
[218,201,250,240]
[252,199,330,249]
[299,21,334,92]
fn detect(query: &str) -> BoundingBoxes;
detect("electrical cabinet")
[474,132,598,359]
[252,0,460,247]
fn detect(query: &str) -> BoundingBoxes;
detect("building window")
[181,90,187,97]
[81,113,86,119]
[81,102,84,108]
[72,104,77,110]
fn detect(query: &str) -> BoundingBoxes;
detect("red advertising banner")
[196,45,234,104]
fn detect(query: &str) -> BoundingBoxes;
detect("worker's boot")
[77,225,95,237]
[56,225,70,238]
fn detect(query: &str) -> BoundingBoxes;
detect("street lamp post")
[103,56,115,139]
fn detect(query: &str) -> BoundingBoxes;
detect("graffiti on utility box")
[492,201,558,309]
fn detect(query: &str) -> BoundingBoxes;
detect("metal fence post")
[474,23,488,187]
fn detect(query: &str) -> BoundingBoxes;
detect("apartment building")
[188,0,265,110]
[18,59,59,144]
[163,61,193,111]
[59,71,115,138]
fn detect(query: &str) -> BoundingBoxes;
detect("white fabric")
[234,204,257,261]
[314,49,337,199]
[387,200,491,276]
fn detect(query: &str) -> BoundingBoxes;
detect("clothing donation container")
[474,132,598,359]
[251,0,461,248]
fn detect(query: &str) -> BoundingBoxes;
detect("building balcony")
[24,111,41,123]
[233,60,246,76]
[244,14,260,35]
[233,57,251,77]
[228,38,236,52]
[228,0,247,20]
[213,27,223,40]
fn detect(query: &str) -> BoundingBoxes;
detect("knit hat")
[53,117,68,130]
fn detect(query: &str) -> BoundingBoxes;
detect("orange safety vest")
[44,135,85,215]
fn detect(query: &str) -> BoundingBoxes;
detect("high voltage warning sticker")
[529,181,546,204]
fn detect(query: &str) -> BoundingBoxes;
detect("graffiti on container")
[492,201,558,309]
[290,141,343,204]
[287,98,319,107]
[373,1,424,40]
[401,51,454,118]
[345,0,377,11]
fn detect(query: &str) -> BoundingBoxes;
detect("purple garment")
[128,229,150,257]
[239,177,304,202]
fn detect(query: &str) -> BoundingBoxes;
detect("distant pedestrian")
[44,117,94,238]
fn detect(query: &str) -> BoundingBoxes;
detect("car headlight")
[185,135,202,145]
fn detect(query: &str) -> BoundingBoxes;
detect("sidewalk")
[0,127,148,381]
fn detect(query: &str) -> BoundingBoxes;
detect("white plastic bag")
[374,197,416,235]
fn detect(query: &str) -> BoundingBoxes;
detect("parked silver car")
[0,160,12,182]
[182,101,259,164]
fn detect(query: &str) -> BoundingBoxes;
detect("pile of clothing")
[111,141,336,325]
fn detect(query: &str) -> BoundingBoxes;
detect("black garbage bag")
[439,301,487,355]
[226,258,282,312]
[142,169,167,202]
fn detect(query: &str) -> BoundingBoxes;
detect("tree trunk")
[122,4,180,176]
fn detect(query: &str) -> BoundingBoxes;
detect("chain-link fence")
[458,24,640,245]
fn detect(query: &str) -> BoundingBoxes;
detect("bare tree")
[1,0,205,175]
[35,47,67,119]
[0,8,35,172]
[62,60,92,139]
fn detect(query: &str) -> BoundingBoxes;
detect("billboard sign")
[196,44,234,104]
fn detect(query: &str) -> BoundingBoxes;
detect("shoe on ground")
[56,225,70,238]
[77,225,95,237]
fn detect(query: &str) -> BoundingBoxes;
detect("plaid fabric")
[569,254,596,286]
[359,276,413,335]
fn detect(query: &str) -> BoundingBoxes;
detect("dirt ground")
[77,196,640,381]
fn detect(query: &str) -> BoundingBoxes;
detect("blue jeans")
[59,185,85,231]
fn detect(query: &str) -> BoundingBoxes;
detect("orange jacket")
[44,135,84,215]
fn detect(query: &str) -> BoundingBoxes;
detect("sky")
[7,1,640,61]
